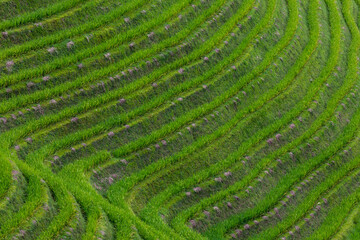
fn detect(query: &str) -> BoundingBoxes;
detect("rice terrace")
[2,0,360,239]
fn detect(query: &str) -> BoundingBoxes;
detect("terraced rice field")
[1,0,360,239]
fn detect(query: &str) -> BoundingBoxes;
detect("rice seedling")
[1,0,360,239]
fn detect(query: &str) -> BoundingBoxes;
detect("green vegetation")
[1,0,360,239]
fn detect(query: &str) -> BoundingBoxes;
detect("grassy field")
[0,0,360,239]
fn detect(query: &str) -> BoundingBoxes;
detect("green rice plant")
[0,0,196,87]
[0,0,254,145]
[0,0,148,61]
[191,0,359,236]
[19,0,264,170]
[0,162,48,238]
[0,0,89,31]
[2,0,360,238]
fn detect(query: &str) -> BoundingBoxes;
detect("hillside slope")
[1,0,360,239]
